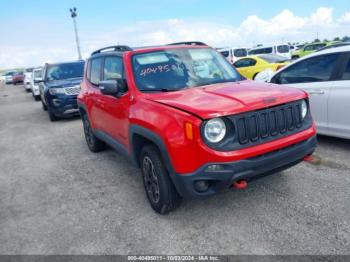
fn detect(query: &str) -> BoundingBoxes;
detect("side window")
[103,56,123,80]
[234,58,256,68]
[273,54,339,84]
[340,57,350,80]
[304,45,313,51]
[314,44,326,50]
[89,58,102,85]
[220,51,229,58]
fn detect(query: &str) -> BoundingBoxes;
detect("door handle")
[308,90,325,95]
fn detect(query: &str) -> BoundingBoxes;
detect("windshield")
[234,49,247,57]
[33,69,42,78]
[249,47,273,55]
[46,62,84,81]
[277,45,290,53]
[132,48,240,92]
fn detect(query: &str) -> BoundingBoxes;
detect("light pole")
[69,7,82,60]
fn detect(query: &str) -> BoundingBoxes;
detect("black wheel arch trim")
[129,124,175,174]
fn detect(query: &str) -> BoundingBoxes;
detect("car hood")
[46,78,83,88]
[145,80,306,119]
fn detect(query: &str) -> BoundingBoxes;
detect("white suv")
[218,47,248,63]
[31,67,43,101]
[24,68,33,92]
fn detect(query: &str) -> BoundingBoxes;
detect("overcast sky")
[1,0,350,69]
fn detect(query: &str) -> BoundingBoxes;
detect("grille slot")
[64,86,81,96]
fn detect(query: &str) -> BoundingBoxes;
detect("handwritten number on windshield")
[140,65,171,77]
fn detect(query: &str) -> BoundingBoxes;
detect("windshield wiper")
[140,88,176,92]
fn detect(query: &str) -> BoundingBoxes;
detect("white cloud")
[310,7,333,25]
[1,7,350,69]
[338,12,350,24]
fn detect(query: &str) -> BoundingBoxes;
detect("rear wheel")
[140,145,181,214]
[82,113,105,152]
[34,95,40,101]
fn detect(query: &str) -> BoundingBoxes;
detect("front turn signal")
[185,122,193,140]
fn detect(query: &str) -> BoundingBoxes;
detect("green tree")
[342,36,350,42]
[313,38,320,43]
[333,37,341,41]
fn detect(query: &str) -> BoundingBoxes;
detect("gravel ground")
[0,84,349,255]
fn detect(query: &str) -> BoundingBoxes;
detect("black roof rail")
[91,45,133,56]
[167,41,208,46]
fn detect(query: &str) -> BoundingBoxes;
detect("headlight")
[204,118,226,143]
[49,88,65,95]
[301,100,308,119]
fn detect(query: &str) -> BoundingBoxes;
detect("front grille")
[220,100,312,151]
[235,102,302,145]
[64,86,80,96]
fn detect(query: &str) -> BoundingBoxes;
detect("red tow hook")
[303,155,314,162]
[233,180,248,190]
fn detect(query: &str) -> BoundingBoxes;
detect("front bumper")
[171,136,317,198]
[32,86,40,96]
[24,82,31,90]
[47,95,79,117]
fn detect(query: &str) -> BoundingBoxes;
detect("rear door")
[271,53,341,134]
[327,52,350,138]
[86,57,105,130]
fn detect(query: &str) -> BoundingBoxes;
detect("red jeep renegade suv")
[78,42,317,214]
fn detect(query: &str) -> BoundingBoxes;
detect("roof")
[90,42,209,57]
[45,60,85,66]
[249,44,289,50]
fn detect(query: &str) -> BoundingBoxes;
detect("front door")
[97,56,130,148]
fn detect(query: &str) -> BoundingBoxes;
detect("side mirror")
[99,80,118,95]
[99,79,127,97]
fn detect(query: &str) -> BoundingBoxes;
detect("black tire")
[292,55,299,60]
[140,145,181,214]
[41,100,47,111]
[253,73,260,80]
[82,113,105,152]
[34,95,40,101]
[47,106,58,122]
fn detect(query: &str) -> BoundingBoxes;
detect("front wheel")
[140,145,181,214]
[47,106,58,122]
[82,113,105,152]
[41,100,47,111]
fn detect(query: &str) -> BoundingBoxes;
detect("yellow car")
[233,54,290,80]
